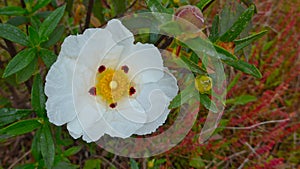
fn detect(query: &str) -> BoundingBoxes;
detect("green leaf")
[32,0,52,12]
[28,26,40,46]
[3,48,36,78]
[180,56,206,74]
[64,146,82,157]
[16,56,37,83]
[31,128,42,160]
[0,98,10,107]
[146,0,169,13]
[184,37,237,62]
[39,5,65,38]
[40,124,55,169]
[226,94,257,105]
[7,16,29,26]
[159,21,182,36]
[39,48,57,68]
[219,5,255,42]
[0,23,29,46]
[224,60,262,78]
[196,0,213,11]
[0,6,27,16]
[197,93,218,113]
[189,157,205,168]
[30,16,42,30]
[111,0,126,15]
[0,108,32,127]
[31,74,46,117]
[209,15,219,42]
[169,85,197,109]
[130,159,139,169]
[83,159,101,169]
[213,43,238,61]
[53,161,78,169]
[0,119,41,137]
[14,163,36,169]
[41,25,64,48]
[234,30,267,52]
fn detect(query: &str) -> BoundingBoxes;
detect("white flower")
[45,19,178,143]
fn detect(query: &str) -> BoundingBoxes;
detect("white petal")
[45,57,76,125]
[60,29,99,59]
[116,98,147,124]
[134,108,170,135]
[103,108,144,138]
[67,118,83,139]
[105,19,134,45]
[134,71,178,135]
[135,84,168,123]
[74,94,106,130]
[81,118,106,142]
[76,29,116,71]
[118,42,164,83]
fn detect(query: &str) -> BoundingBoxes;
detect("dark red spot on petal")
[109,102,117,108]
[129,87,136,96]
[121,65,129,73]
[89,87,96,96]
[98,65,106,73]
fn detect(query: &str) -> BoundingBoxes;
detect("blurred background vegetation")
[0,0,299,168]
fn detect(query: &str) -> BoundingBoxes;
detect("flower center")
[91,65,136,108]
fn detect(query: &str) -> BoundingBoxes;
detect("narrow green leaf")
[31,128,42,160]
[198,93,218,113]
[130,159,139,169]
[32,0,52,12]
[234,30,267,52]
[7,16,29,26]
[14,163,36,169]
[31,74,46,117]
[180,56,206,75]
[226,94,257,105]
[0,108,32,127]
[0,6,27,16]
[39,5,66,38]
[146,0,168,13]
[213,44,238,61]
[0,23,29,46]
[169,85,197,109]
[111,0,126,15]
[209,15,219,42]
[53,161,78,169]
[28,26,40,46]
[184,37,237,62]
[30,16,42,30]
[64,146,82,157]
[219,5,255,42]
[0,119,41,137]
[41,25,64,48]
[196,0,213,11]
[16,56,37,83]
[93,0,105,23]
[83,159,101,169]
[3,48,36,78]
[39,48,57,68]
[159,21,182,36]
[224,60,262,78]
[40,124,55,169]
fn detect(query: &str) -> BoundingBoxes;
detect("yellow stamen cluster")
[95,68,130,104]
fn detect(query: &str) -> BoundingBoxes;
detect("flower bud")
[195,75,212,94]
[174,5,205,32]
